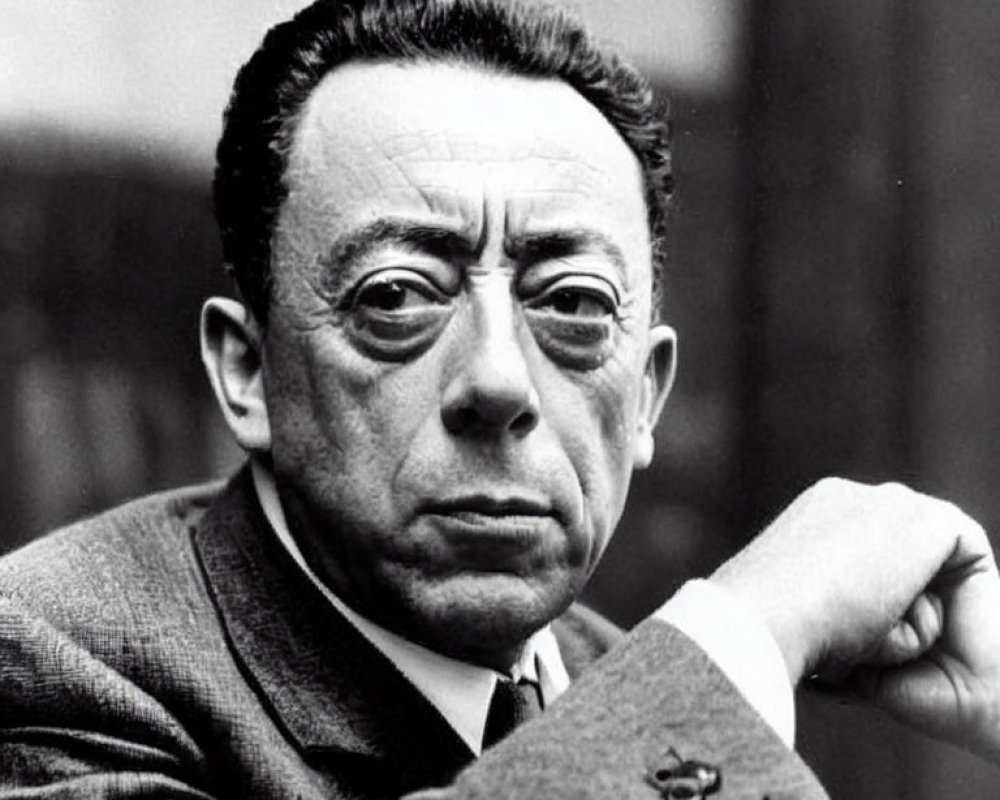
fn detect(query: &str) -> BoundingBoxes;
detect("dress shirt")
[655,579,795,747]
[251,461,794,753]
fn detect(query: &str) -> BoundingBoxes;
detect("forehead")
[279,60,651,287]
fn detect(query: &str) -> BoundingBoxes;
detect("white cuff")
[654,579,795,748]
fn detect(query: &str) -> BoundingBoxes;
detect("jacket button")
[645,747,722,799]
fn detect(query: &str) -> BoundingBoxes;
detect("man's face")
[262,61,674,667]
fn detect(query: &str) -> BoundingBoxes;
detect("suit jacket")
[0,467,828,799]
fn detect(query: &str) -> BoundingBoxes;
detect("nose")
[440,279,540,437]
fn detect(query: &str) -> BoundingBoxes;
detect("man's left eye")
[537,287,614,318]
[529,277,619,319]
[523,276,620,370]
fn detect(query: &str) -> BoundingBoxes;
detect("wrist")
[708,565,811,687]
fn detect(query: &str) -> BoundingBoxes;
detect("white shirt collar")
[250,460,570,756]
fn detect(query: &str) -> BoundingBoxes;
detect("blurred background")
[2,0,1000,795]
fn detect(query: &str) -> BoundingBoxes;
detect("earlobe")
[633,324,677,469]
[200,297,272,453]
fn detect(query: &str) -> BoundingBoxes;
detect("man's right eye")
[342,269,452,361]
[356,280,409,311]
[350,270,446,312]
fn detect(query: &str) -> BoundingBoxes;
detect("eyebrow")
[320,218,478,295]
[317,220,629,297]
[505,229,628,277]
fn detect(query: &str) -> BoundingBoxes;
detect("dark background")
[2,1,1000,795]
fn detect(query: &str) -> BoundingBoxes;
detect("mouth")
[424,494,554,518]
[420,494,560,547]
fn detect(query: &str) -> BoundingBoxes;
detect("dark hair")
[214,0,673,323]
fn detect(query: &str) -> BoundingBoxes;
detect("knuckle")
[875,480,915,497]
[808,476,873,504]
[812,476,853,495]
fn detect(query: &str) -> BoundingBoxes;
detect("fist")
[713,478,1000,760]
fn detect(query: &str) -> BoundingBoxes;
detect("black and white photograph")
[2,1,1000,797]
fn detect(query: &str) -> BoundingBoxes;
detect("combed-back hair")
[214,0,673,323]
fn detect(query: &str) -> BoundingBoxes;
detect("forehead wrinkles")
[297,120,614,192]
[287,124,627,240]
[290,62,639,195]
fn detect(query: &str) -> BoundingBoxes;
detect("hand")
[711,477,1000,762]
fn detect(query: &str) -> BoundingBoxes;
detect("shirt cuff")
[654,578,795,748]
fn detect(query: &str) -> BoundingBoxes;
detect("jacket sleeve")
[406,618,830,800]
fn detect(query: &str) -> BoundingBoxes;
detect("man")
[2,1,1000,798]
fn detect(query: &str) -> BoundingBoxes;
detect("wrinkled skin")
[237,62,674,670]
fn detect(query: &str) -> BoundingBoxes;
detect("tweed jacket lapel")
[191,468,475,794]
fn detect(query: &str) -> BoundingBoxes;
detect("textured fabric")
[0,466,830,799]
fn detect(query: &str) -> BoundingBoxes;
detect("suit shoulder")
[0,480,223,620]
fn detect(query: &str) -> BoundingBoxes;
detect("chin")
[395,571,576,667]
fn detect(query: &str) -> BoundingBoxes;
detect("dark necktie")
[482,677,543,749]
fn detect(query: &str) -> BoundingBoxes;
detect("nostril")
[440,370,540,436]
[509,409,538,434]
[440,392,539,436]
[441,405,478,434]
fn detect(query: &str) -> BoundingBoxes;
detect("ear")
[632,324,677,469]
[200,297,271,453]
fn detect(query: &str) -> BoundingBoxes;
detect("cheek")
[263,325,413,473]
[551,353,645,539]
[264,332,339,456]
